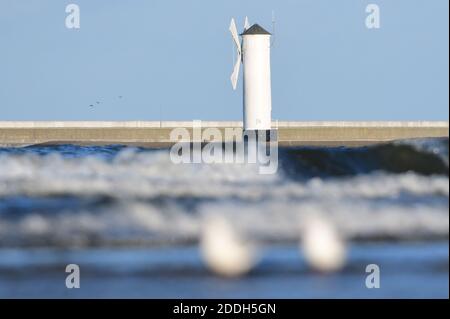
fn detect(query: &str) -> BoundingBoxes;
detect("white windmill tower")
[229,17,274,140]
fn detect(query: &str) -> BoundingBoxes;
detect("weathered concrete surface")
[0,121,448,147]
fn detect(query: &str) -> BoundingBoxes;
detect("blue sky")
[0,0,448,121]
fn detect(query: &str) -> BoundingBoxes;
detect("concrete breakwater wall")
[0,121,448,147]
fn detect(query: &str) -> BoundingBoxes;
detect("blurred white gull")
[301,217,347,272]
[200,215,257,277]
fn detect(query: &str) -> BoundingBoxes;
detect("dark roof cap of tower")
[241,24,271,35]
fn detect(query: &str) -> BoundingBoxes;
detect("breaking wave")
[0,138,448,247]
[280,137,448,179]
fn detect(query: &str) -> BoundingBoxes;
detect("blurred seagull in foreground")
[301,217,347,273]
[200,215,257,277]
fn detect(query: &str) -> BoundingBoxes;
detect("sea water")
[0,138,448,298]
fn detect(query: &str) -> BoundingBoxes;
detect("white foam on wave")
[0,149,448,199]
[0,189,447,247]
[0,148,448,247]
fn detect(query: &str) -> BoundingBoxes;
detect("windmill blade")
[229,18,242,90]
[230,51,241,90]
[229,18,241,53]
[244,16,250,31]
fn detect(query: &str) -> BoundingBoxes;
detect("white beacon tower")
[229,18,273,138]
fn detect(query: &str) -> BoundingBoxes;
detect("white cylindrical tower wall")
[242,33,272,131]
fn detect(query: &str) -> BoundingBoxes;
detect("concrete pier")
[0,121,448,147]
